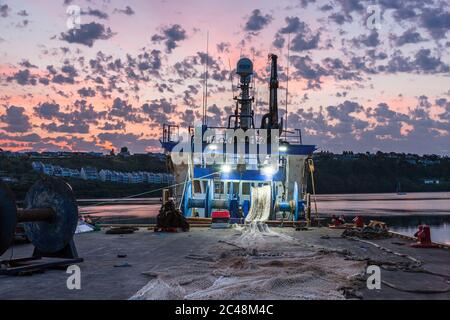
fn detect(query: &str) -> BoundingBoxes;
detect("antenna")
[205,31,209,126]
[252,50,256,97]
[285,33,290,140]
[252,52,257,123]
[202,31,210,126]
[254,87,258,117]
[228,58,235,99]
[202,45,206,125]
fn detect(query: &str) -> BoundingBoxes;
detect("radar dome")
[236,58,253,77]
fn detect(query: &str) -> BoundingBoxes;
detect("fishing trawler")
[161,54,316,222]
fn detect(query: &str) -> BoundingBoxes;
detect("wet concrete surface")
[0,227,449,300]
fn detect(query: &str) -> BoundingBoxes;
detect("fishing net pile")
[131,225,365,300]
[131,186,365,300]
[341,226,389,240]
[244,185,272,223]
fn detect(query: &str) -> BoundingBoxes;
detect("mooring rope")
[347,237,422,266]
[381,280,450,294]
[346,236,450,294]
[79,171,221,209]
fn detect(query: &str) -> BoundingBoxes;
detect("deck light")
[262,165,275,176]
[221,164,232,173]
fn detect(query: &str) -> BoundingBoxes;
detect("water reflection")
[79,192,450,245]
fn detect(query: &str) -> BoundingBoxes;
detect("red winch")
[411,225,439,248]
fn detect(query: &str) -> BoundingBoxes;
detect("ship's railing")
[162,124,180,143]
[282,129,303,145]
[187,126,303,145]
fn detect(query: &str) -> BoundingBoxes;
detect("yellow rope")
[307,158,318,219]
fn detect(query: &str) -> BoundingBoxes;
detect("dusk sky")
[0,0,449,155]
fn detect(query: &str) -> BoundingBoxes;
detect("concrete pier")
[0,227,449,300]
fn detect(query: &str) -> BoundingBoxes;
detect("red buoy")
[411,225,439,248]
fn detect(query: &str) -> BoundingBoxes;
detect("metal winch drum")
[182,179,303,220]
[0,177,79,257]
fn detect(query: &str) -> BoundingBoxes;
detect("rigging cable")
[204,31,209,126]
[79,170,222,209]
[285,33,290,140]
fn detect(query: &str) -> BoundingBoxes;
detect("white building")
[99,169,112,182]
[80,167,98,180]
[130,172,144,184]
[43,164,54,175]
[61,167,72,177]
[31,161,44,172]
[118,172,130,184]
[70,169,80,178]
[111,171,119,182]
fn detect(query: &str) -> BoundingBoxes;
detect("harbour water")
[79,192,450,245]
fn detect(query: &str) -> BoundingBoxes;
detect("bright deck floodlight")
[262,165,275,176]
[221,164,232,173]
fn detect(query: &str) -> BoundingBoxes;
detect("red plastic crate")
[211,210,230,219]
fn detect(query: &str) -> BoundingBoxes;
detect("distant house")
[99,169,112,182]
[141,172,156,184]
[148,173,156,183]
[53,166,63,177]
[122,173,131,184]
[159,173,174,184]
[116,172,128,184]
[61,167,72,177]
[111,171,119,182]
[130,172,143,184]
[161,173,169,183]
[423,179,440,185]
[31,161,44,173]
[80,167,98,180]
[140,172,148,183]
[43,164,54,176]
[70,169,80,178]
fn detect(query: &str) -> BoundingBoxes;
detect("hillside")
[1,151,449,199]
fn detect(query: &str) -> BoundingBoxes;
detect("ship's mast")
[235,58,254,130]
[268,54,279,129]
[260,54,281,130]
